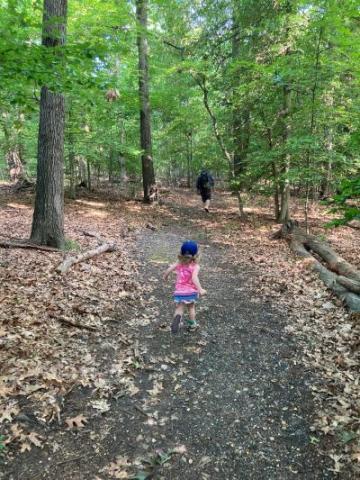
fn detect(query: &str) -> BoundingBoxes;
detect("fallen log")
[0,239,60,252]
[56,242,117,274]
[274,221,360,312]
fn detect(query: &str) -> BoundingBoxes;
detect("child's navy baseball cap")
[181,240,198,257]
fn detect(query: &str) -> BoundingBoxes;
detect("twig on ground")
[55,317,98,332]
[0,239,61,252]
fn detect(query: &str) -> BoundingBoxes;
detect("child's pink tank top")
[174,263,198,295]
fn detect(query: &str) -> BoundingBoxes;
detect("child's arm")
[163,263,177,281]
[192,265,206,295]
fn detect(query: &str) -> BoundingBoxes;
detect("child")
[163,240,206,334]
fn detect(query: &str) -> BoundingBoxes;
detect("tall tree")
[30,0,67,248]
[136,0,156,202]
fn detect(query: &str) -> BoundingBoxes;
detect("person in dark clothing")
[196,169,214,212]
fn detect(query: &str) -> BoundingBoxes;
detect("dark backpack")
[198,172,214,190]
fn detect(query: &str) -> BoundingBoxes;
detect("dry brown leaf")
[27,431,43,448]
[65,414,88,429]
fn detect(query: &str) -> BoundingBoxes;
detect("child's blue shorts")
[173,293,199,304]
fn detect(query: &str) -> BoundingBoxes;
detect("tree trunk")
[231,2,250,217]
[272,162,280,221]
[136,0,155,203]
[30,0,67,248]
[304,26,323,233]
[3,121,27,183]
[320,126,333,198]
[186,131,192,188]
[68,119,76,199]
[6,147,25,182]
[87,158,91,191]
[279,84,291,223]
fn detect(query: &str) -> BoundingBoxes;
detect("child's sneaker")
[186,320,198,331]
[171,314,182,334]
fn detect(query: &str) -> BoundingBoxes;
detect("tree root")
[0,239,60,252]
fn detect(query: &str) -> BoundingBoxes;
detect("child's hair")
[178,253,198,265]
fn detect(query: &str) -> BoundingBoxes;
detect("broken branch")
[56,243,117,274]
[0,239,61,252]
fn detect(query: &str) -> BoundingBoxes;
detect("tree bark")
[136,0,156,203]
[30,0,67,248]
[68,115,76,199]
[279,84,291,223]
[304,26,323,233]
[186,131,193,188]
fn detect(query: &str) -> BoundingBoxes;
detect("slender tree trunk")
[304,26,323,234]
[31,0,67,248]
[67,105,76,199]
[3,122,27,183]
[186,131,192,188]
[195,74,245,218]
[68,137,76,199]
[231,2,249,217]
[119,122,127,182]
[87,159,91,191]
[279,84,291,223]
[321,130,333,197]
[136,0,155,203]
[267,126,280,221]
[278,1,293,224]
[272,162,280,221]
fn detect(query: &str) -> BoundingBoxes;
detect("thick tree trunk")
[136,0,155,203]
[31,86,65,248]
[30,0,67,249]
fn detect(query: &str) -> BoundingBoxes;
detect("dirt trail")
[132,223,333,479]
[2,199,341,480]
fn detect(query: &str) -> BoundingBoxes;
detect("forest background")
[0,0,359,227]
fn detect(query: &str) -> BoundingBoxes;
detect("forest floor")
[0,185,359,479]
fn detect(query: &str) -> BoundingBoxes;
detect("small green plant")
[63,238,81,252]
[0,434,6,456]
[325,178,360,228]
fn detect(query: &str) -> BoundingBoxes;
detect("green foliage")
[0,0,358,222]
[326,178,360,226]
[63,238,81,252]
[0,434,6,456]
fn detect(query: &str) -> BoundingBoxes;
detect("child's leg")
[187,303,197,329]
[175,303,184,318]
[171,303,184,334]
